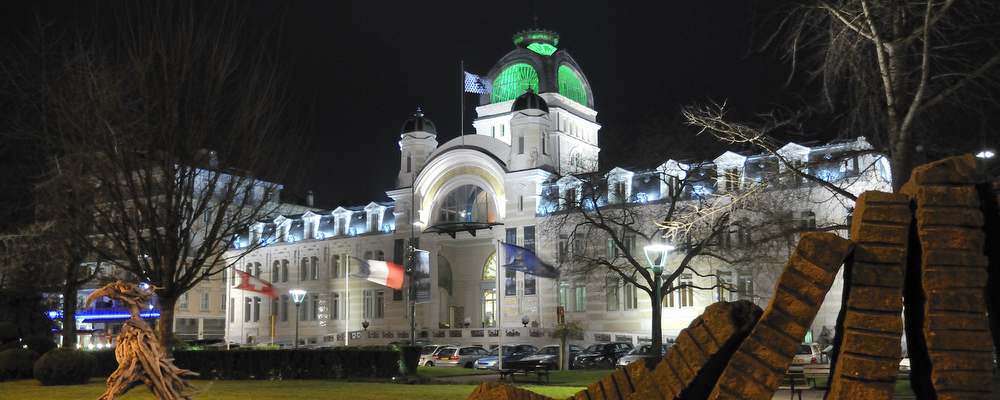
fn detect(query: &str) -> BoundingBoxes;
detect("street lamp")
[643,242,673,356]
[976,149,995,160]
[289,289,307,349]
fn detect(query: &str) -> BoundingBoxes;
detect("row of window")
[555,273,729,313]
[234,250,389,285]
[178,292,225,312]
[228,289,388,324]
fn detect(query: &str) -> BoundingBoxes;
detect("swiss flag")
[235,270,277,298]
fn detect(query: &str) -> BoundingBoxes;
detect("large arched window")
[482,252,497,280]
[492,63,539,103]
[436,185,495,224]
[558,65,588,106]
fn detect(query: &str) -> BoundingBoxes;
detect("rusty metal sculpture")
[86,281,196,400]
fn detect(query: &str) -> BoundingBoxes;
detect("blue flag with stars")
[500,242,559,278]
[464,71,492,94]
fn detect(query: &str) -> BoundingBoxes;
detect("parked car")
[574,342,634,369]
[790,343,822,370]
[506,344,583,370]
[473,344,539,369]
[419,344,457,367]
[616,343,672,367]
[434,346,490,368]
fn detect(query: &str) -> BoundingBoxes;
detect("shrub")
[399,345,421,375]
[23,336,56,355]
[33,349,95,385]
[0,348,39,380]
[0,321,17,344]
[171,347,401,380]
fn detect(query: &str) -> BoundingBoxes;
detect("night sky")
[2,1,796,208]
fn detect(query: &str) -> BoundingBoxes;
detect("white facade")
[222,30,892,349]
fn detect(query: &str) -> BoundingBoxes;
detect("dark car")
[616,343,672,367]
[473,344,539,369]
[506,344,583,370]
[574,342,634,369]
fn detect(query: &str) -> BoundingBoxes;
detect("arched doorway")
[481,252,497,327]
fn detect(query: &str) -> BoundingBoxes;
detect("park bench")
[777,370,813,400]
[497,365,551,384]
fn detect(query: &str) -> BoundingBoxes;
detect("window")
[254,262,261,277]
[523,226,535,251]
[573,237,585,257]
[281,260,289,282]
[280,295,289,322]
[679,274,694,307]
[331,255,341,279]
[724,168,740,192]
[299,258,308,282]
[437,185,493,223]
[363,290,374,319]
[518,195,524,212]
[623,283,638,311]
[230,266,237,286]
[310,256,319,280]
[252,297,261,322]
[524,273,536,295]
[573,285,587,312]
[180,293,189,310]
[375,290,385,319]
[614,182,626,202]
[518,136,525,154]
[298,297,308,321]
[558,235,569,262]
[271,261,279,282]
[406,154,412,173]
[542,135,547,155]
[229,298,235,322]
[506,228,517,245]
[565,187,577,205]
[737,272,754,301]
[662,281,675,308]
[244,297,251,322]
[369,212,380,233]
[505,268,517,296]
[272,298,278,318]
[558,282,569,308]
[310,294,319,321]
[331,292,341,320]
[717,271,734,302]
[221,293,227,310]
[605,276,619,311]
[201,293,210,311]
[623,234,636,255]
[799,211,817,230]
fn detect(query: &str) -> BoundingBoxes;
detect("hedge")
[88,347,405,380]
[33,349,95,385]
[0,348,39,380]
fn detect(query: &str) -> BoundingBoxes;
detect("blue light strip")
[47,310,161,322]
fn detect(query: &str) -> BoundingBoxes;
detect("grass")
[416,366,495,379]
[0,378,587,400]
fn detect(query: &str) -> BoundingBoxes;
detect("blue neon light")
[47,310,161,322]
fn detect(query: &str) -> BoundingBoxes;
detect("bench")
[777,370,813,400]
[498,366,551,384]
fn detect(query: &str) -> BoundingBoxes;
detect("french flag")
[234,270,277,298]
[353,258,405,290]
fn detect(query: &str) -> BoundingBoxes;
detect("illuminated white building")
[223,29,891,348]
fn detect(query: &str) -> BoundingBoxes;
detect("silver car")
[617,344,671,367]
[434,346,490,368]
[419,344,456,367]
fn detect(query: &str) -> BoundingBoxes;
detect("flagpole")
[460,60,465,146]
[226,266,231,350]
[496,239,503,370]
[345,255,350,347]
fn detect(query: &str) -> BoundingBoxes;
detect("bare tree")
[7,1,309,350]
[702,0,1000,192]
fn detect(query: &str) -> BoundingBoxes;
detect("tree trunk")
[61,282,78,349]
[649,290,662,354]
[157,295,177,353]
[891,136,914,192]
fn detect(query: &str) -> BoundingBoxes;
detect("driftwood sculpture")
[86,281,196,400]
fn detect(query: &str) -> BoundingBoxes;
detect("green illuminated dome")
[401,108,436,135]
[482,29,594,109]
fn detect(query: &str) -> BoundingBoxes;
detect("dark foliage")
[399,345,421,375]
[89,347,404,380]
[32,348,96,385]
[0,348,39,380]
[22,336,56,355]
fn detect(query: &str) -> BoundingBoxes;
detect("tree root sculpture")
[86,282,197,400]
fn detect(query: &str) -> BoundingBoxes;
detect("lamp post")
[289,289,306,349]
[643,243,673,357]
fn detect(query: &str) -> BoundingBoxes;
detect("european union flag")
[464,71,492,94]
[500,242,559,278]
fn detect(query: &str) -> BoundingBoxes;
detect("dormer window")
[303,213,320,240]
[724,168,740,192]
[364,202,386,234]
[613,182,626,201]
[369,212,379,233]
[606,167,634,204]
[557,176,583,209]
[332,208,352,236]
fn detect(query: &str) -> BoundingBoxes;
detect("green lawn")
[0,379,584,400]
[416,366,495,379]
